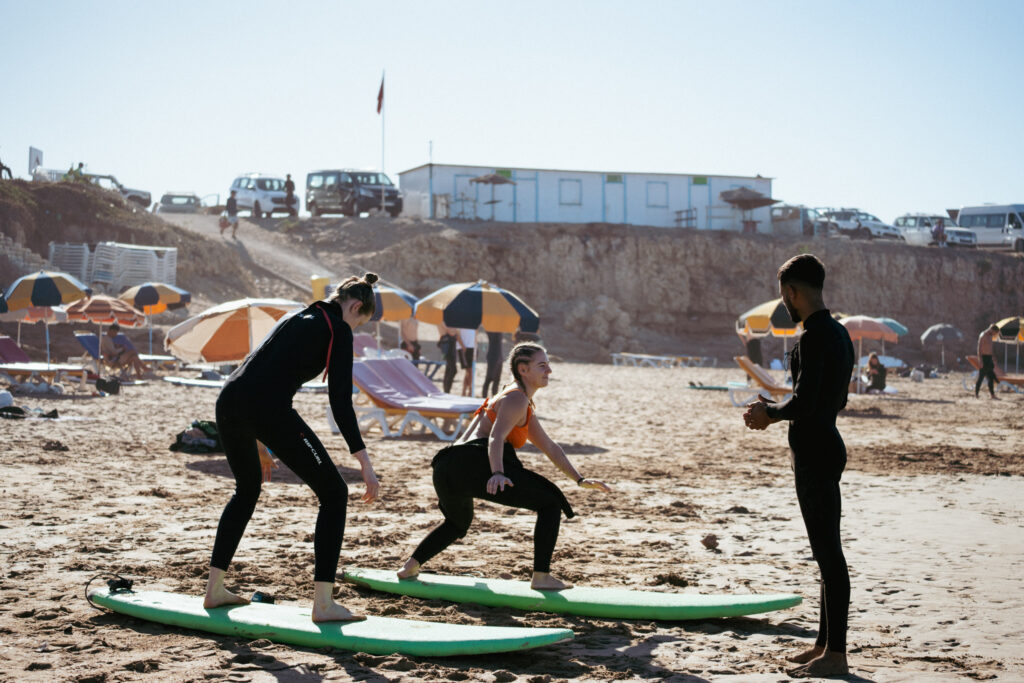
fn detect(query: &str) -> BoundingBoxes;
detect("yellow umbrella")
[414,280,539,333]
[736,298,801,338]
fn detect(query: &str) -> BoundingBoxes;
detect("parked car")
[770,205,837,237]
[154,192,201,214]
[306,169,403,217]
[893,214,977,248]
[229,173,293,217]
[85,173,151,208]
[955,204,1024,251]
[819,208,903,240]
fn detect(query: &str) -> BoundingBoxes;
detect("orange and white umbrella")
[65,295,147,327]
[165,298,303,363]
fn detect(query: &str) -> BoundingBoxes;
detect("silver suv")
[229,173,292,218]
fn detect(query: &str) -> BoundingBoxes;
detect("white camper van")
[955,204,1024,251]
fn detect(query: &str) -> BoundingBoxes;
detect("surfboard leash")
[84,571,134,610]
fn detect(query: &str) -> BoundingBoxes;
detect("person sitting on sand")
[100,323,147,380]
[203,273,382,622]
[397,342,611,590]
[865,352,886,393]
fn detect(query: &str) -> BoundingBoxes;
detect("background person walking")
[975,324,999,399]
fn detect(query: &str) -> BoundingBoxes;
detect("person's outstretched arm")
[526,415,611,492]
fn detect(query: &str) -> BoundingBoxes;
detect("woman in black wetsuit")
[396,342,611,590]
[203,273,381,622]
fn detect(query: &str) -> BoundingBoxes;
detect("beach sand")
[1,364,1021,681]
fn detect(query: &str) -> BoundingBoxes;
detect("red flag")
[376,74,384,114]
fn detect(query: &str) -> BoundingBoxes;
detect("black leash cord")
[84,572,134,610]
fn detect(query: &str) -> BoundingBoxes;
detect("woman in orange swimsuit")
[397,342,610,590]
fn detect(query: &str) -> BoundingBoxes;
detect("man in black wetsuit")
[744,254,854,678]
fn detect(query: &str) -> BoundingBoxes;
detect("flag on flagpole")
[377,74,384,114]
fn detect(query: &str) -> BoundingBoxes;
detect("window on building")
[646,181,668,208]
[559,179,582,206]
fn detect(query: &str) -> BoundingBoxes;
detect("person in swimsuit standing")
[397,342,611,590]
[203,273,382,622]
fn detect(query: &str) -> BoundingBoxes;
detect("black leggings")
[482,362,502,397]
[794,465,849,654]
[211,402,349,583]
[975,355,997,397]
[442,345,458,393]
[411,441,570,573]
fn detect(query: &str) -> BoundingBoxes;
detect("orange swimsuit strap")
[473,387,533,448]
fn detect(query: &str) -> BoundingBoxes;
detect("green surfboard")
[88,587,573,656]
[344,568,801,620]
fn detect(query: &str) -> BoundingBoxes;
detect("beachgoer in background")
[482,331,503,397]
[931,218,946,247]
[975,324,999,399]
[100,323,147,379]
[400,317,421,361]
[285,173,297,217]
[866,352,886,393]
[459,328,476,396]
[397,342,611,589]
[438,324,459,393]
[203,274,381,622]
[746,336,763,367]
[225,190,239,238]
[73,162,85,182]
[743,254,854,678]
[0,154,12,180]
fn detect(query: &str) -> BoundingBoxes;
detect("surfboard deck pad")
[88,587,572,656]
[344,568,801,620]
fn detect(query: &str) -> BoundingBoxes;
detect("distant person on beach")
[743,254,854,678]
[224,190,239,238]
[203,274,381,622]
[975,324,999,399]
[438,324,459,393]
[285,173,297,217]
[0,154,12,180]
[459,328,476,396]
[931,218,946,247]
[397,342,611,589]
[482,331,503,397]
[865,352,886,393]
[400,317,421,361]
[100,323,147,379]
[744,335,764,367]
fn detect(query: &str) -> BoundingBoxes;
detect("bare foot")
[397,558,420,580]
[786,645,825,664]
[530,572,573,591]
[788,651,849,678]
[203,585,249,609]
[311,601,367,623]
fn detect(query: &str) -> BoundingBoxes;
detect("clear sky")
[2,0,1022,221]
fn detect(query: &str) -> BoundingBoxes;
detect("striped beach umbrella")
[414,280,539,333]
[66,295,147,327]
[119,282,191,316]
[993,316,1024,343]
[736,298,801,338]
[3,270,91,310]
[165,298,303,363]
[370,283,417,322]
[876,316,908,337]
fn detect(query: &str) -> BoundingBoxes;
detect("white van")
[955,204,1024,251]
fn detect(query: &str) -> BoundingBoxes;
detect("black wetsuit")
[410,438,574,573]
[765,308,855,654]
[975,355,997,397]
[210,301,365,583]
[439,333,458,393]
[482,332,503,397]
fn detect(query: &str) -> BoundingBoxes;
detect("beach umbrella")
[736,298,800,338]
[873,316,908,354]
[370,283,417,323]
[165,298,303,363]
[414,280,539,334]
[3,270,91,364]
[992,316,1024,372]
[65,295,147,327]
[920,323,963,368]
[119,282,192,353]
[841,316,899,392]
[3,270,91,311]
[0,305,68,347]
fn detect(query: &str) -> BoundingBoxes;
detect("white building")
[398,163,774,231]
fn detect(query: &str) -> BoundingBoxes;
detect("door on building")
[604,175,625,224]
[453,174,477,219]
[513,174,537,223]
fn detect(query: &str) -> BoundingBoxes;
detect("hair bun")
[363,273,379,286]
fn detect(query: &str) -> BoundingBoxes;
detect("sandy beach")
[1,362,1021,682]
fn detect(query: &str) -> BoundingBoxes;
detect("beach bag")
[219,216,230,229]
[96,377,121,395]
